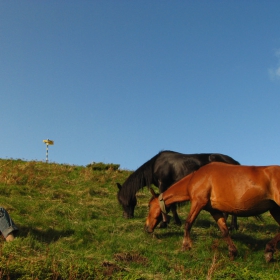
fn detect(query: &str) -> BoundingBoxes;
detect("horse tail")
[255,215,265,222]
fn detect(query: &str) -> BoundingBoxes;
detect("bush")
[86,162,120,171]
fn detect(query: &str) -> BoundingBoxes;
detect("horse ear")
[208,154,214,162]
[116,183,122,190]
[150,188,157,198]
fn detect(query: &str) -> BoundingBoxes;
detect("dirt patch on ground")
[102,261,124,277]
[101,252,148,277]
[114,252,148,265]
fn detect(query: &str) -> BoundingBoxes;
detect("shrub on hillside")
[86,162,120,171]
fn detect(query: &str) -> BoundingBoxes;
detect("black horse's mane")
[119,152,161,201]
[118,150,241,204]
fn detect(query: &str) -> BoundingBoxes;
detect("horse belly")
[211,199,275,216]
[209,180,274,214]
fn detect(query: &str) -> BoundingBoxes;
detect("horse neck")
[162,176,191,206]
[132,157,155,188]
[122,164,153,197]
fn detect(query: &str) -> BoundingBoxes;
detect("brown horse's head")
[144,189,163,233]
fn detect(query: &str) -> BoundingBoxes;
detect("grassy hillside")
[0,158,280,279]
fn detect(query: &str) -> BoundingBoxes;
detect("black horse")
[117,150,240,229]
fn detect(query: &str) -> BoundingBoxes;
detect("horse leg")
[156,181,169,228]
[227,215,238,231]
[230,215,238,231]
[265,207,280,262]
[159,204,181,227]
[182,201,203,251]
[223,213,238,231]
[170,204,182,226]
[210,211,237,260]
[159,212,170,228]
[158,181,181,228]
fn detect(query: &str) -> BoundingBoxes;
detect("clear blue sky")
[1,1,280,170]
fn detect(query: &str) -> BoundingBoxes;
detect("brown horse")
[145,162,280,262]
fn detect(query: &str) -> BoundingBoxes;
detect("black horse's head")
[117,183,137,219]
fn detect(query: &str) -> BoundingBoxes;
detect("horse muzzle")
[123,212,134,219]
[144,224,154,233]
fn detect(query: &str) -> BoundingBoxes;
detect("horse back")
[153,152,209,190]
[189,163,280,214]
[153,151,239,192]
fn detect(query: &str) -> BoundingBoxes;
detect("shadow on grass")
[154,230,183,239]
[152,217,280,253]
[17,226,75,243]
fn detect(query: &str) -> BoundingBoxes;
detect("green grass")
[0,158,280,279]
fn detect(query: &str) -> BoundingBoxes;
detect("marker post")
[43,139,54,163]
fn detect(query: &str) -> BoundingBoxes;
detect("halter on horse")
[117,150,240,229]
[145,162,280,262]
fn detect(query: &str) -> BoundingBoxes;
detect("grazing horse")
[145,162,280,262]
[117,150,240,229]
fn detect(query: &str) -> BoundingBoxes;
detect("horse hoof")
[159,221,168,228]
[265,252,273,263]
[181,245,191,251]
[229,226,238,231]
[229,255,235,261]
[174,220,182,226]
[229,249,237,260]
